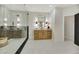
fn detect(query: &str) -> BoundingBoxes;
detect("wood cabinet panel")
[34,30,52,40]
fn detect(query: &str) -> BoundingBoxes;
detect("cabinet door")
[34,30,39,40]
[47,30,52,39]
[42,30,47,39]
[39,30,43,39]
[13,30,22,38]
[34,30,52,40]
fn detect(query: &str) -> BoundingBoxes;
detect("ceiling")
[3,4,77,12]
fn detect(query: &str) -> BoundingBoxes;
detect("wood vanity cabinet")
[7,30,22,38]
[0,26,23,39]
[34,30,52,40]
[0,29,22,38]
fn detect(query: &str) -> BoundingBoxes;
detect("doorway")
[64,16,74,41]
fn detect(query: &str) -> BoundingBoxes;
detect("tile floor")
[0,38,26,54]
[21,39,79,54]
[0,38,79,54]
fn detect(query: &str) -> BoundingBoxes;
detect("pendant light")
[16,14,21,28]
[3,7,7,27]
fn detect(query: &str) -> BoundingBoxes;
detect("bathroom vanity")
[34,15,52,40]
[0,26,26,39]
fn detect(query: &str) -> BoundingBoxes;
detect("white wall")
[0,5,9,26]
[63,5,79,41]
[54,7,64,42]
[0,5,2,26]
[28,12,49,39]
[48,9,55,40]
[53,6,77,42]
[64,16,74,41]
